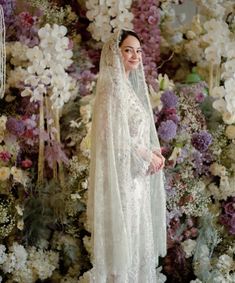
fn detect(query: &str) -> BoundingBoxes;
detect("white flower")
[21,87,33,98]
[170,32,183,44]
[222,112,235,124]
[80,104,92,124]
[190,279,202,283]
[210,163,227,177]
[205,45,221,64]
[28,247,59,280]
[225,125,235,139]
[0,167,11,181]
[86,0,133,42]
[221,59,235,80]
[216,254,234,272]
[9,42,29,66]
[211,86,225,99]
[181,239,197,258]
[26,46,43,62]
[212,99,227,113]
[11,166,27,185]
[0,245,7,264]
[10,243,27,270]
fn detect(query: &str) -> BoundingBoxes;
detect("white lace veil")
[88,29,166,280]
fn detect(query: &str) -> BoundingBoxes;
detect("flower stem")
[37,100,45,185]
[209,63,213,95]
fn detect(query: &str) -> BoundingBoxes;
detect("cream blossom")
[0,115,7,142]
[225,125,235,139]
[222,112,235,124]
[80,104,92,124]
[181,239,197,258]
[211,86,225,99]
[0,167,11,181]
[23,24,78,109]
[212,99,227,113]
[209,163,227,177]
[10,166,27,185]
[86,0,133,42]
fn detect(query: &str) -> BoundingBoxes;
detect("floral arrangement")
[1,0,235,282]
[131,0,161,89]
[86,0,133,42]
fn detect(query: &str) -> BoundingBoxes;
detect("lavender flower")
[131,0,161,89]
[0,0,16,27]
[191,131,212,152]
[158,120,177,142]
[220,197,235,235]
[161,90,178,109]
[6,117,25,136]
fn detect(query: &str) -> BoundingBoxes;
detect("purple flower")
[0,0,16,27]
[191,131,212,152]
[158,120,177,142]
[6,117,25,136]
[131,0,161,89]
[195,92,205,103]
[224,202,235,216]
[220,197,235,235]
[161,90,178,108]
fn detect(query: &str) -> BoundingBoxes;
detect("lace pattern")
[88,29,166,283]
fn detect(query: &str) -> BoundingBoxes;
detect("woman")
[88,29,166,282]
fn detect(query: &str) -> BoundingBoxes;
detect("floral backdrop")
[0,0,235,282]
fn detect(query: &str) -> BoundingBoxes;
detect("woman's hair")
[118,30,141,47]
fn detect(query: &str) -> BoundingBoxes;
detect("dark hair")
[118,30,141,47]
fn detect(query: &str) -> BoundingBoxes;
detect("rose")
[224,202,235,216]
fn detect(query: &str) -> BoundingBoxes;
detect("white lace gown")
[88,30,166,283]
[122,82,157,282]
[89,82,158,283]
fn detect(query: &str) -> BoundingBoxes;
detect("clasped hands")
[147,150,165,175]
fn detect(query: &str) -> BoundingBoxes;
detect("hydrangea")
[191,131,212,152]
[131,0,161,89]
[161,90,178,108]
[158,120,177,142]
[6,117,25,136]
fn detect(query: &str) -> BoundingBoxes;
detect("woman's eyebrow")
[122,45,142,50]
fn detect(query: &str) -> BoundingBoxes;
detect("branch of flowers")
[37,99,45,185]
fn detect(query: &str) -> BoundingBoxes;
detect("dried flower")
[191,131,212,152]
[158,120,177,142]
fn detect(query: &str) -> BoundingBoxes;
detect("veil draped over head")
[87,29,166,281]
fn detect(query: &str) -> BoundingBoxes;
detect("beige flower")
[0,167,11,181]
[222,112,235,124]
[225,125,235,139]
[17,219,24,231]
[209,163,226,177]
[80,104,92,124]
[11,166,27,185]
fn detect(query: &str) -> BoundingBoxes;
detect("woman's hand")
[147,152,165,175]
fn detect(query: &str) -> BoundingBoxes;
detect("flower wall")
[0,0,235,282]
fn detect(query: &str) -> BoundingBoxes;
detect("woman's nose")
[132,50,138,58]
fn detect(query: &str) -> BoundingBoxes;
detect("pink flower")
[21,159,33,169]
[18,12,35,28]
[148,16,157,25]
[0,151,11,162]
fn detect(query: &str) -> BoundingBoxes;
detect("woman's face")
[120,35,142,75]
